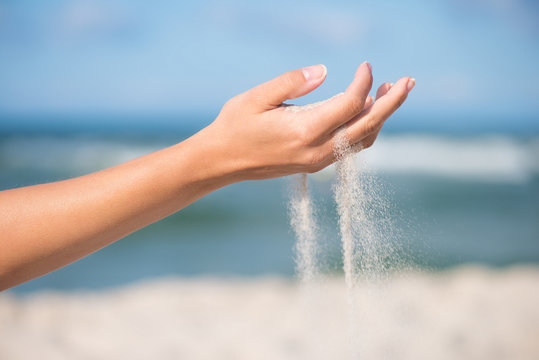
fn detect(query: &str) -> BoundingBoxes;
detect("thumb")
[248,65,327,109]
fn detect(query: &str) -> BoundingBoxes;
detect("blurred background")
[0,0,538,292]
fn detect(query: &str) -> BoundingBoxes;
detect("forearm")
[0,128,235,290]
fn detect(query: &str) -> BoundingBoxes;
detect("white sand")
[289,173,319,284]
[283,92,343,113]
[1,266,538,360]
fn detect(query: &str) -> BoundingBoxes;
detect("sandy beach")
[1,265,538,360]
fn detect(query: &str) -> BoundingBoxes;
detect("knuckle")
[307,150,323,167]
[309,157,331,173]
[303,148,327,170]
[367,72,374,88]
[294,124,316,146]
[223,94,242,110]
[307,162,326,173]
[362,114,379,134]
[286,70,305,86]
[347,97,365,115]
[280,72,300,95]
[393,94,408,111]
[362,136,376,149]
[351,143,363,153]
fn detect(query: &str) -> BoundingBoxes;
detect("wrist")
[172,125,243,191]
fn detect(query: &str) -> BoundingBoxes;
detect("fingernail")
[363,61,372,72]
[302,64,327,82]
[407,78,416,92]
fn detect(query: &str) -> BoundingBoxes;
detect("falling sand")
[286,93,344,284]
[289,115,404,358]
[333,129,398,286]
[333,129,395,358]
[288,173,318,284]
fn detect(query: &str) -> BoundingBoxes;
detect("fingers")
[302,77,414,173]
[345,76,415,144]
[376,82,392,100]
[354,83,391,150]
[357,129,380,151]
[349,83,391,149]
[311,62,373,131]
[364,95,374,108]
[245,64,327,110]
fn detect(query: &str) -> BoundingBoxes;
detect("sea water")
[3,131,539,293]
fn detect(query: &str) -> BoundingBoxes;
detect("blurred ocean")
[1,121,538,293]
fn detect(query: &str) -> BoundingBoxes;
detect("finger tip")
[355,61,373,78]
[406,77,416,92]
[366,95,374,105]
[375,83,391,99]
[315,64,328,88]
[390,77,412,91]
[363,61,372,73]
[381,82,393,93]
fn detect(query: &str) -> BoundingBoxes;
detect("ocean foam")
[2,134,537,183]
[314,134,539,183]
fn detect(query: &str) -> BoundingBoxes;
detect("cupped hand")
[203,62,415,180]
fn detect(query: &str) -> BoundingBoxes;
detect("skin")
[0,62,414,290]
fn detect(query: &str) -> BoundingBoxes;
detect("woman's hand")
[202,62,415,180]
[0,62,414,290]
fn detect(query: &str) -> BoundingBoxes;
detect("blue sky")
[0,0,538,129]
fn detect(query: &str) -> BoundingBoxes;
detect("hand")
[203,62,415,180]
[0,62,414,290]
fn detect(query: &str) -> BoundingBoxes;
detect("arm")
[0,63,414,290]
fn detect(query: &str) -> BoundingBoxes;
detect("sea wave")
[1,134,538,183]
[315,134,539,183]
[0,135,161,174]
